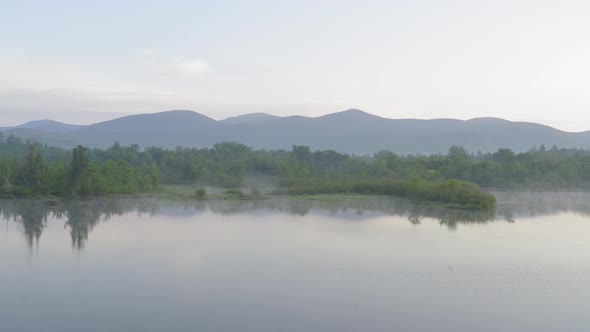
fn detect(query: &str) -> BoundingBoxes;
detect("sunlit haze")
[1,1,589,131]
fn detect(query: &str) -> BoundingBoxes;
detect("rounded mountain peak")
[319,109,381,119]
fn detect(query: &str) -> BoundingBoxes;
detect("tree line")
[0,136,158,198]
[2,131,588,203]
[90,142,590,189]
[89,143,590,188]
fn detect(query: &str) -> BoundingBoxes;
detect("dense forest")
[0,134,158,198]
[3,130,589,208]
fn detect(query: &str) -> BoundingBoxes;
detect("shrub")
[194,187,207,200]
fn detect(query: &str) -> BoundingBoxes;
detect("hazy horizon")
[2,1,590,131]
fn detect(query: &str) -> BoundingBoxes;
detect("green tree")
[44,161,68,196]
[23,144,45,193]
[0,157,15,187]
[69,145,92,196]
[194,187,207,200]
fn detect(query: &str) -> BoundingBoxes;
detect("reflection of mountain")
[1,191,590,249]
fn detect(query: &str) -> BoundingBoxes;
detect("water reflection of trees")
[206,197,498,230]
[0,198,164,250]
[492,191,590,219]
[0,200,49,248]
[1,191,590,249]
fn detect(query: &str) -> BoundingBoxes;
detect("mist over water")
[1,191,589,332]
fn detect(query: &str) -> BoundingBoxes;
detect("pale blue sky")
[1,0,589,131]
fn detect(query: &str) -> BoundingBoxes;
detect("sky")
[1,0,589,131]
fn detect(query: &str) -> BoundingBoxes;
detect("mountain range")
[2,109,589,154]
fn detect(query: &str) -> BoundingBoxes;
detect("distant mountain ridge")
[13,119,84,133]
[221,112,279,125]
[2,109,589,154]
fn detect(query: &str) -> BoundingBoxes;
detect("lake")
[1,192,589,332]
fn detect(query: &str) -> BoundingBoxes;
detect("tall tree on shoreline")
[24,144,45,193]
[69,145,91,196]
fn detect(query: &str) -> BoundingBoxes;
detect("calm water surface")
[1,192,589,332]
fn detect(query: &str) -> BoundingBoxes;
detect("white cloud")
[0,48,221,124]
[170,56,211,75]
[134,50,212,77]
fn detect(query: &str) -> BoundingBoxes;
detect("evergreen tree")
[23,144,45,193]
[69,146,91,196]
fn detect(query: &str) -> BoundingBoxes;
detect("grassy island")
[273,178,496,210]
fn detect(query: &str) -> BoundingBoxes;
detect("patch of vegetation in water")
[151,185,269,201]
[222,188,267,200]
[272,178,496,210]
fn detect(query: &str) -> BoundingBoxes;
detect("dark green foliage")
[0,185,33,199]
[223,188,246,198]
[194,187,207,200]
[0,142,159,198]
[2,137,590,207]
[273,178,496,210]
[69,146,92,196]
[23,144,45,193]
[222,188,264,200]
